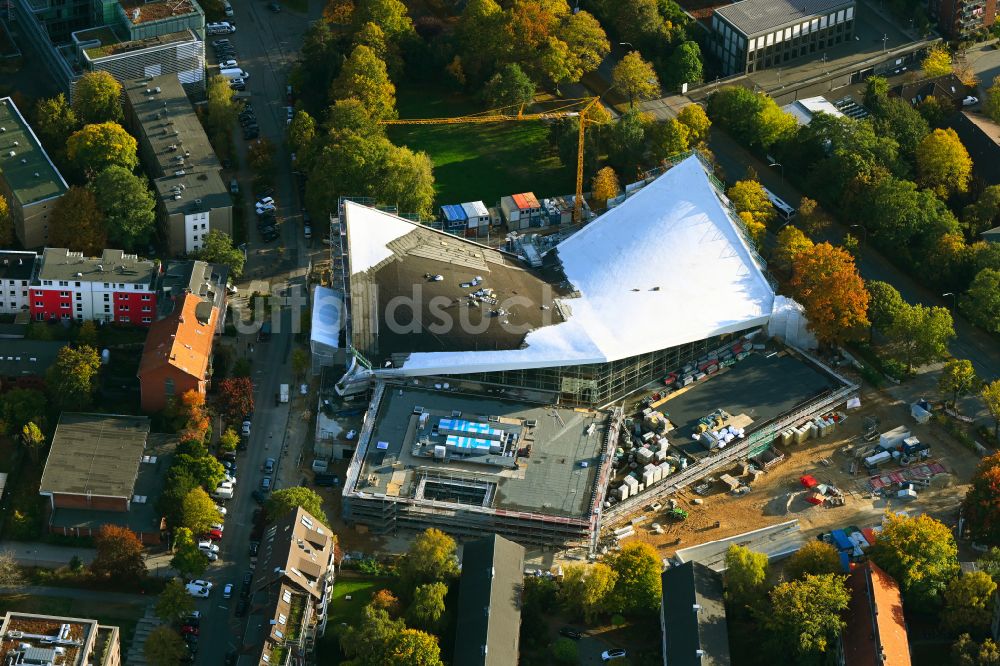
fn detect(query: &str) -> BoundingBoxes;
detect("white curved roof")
[344,155,775,376]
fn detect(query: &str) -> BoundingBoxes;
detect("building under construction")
[342,382,620,547]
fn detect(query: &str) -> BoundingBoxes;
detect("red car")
[204,529,223,541]
[181,625,199,636]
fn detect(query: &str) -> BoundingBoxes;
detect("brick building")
[138,291,218,412]
[29,248,159,325]
[38,412,171,544]
[931,0,996,39]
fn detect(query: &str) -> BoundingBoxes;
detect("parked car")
[223,583,234,599]
[268,2,281,11]
[223,460,237,473]
[223,0,233,16]
[262,457,275,473]
[197,541,220,554]
[242,420,252,436]
[186,580,212,597]
[229,179,239,194]
[251,490,266,505]
[205,529,223,541]
[210,522,225,533]
[180,625,199,636]
[260,477,272,492]
[231,80,247,92]
[249,541,260,557]
[559,627,583,640]
[601,649,627,662]
[219,59,238,68]
[313,473,338,487]
[242,128,258,139]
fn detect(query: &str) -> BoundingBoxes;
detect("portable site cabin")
[461,201,489,237]
[500,192,542,230]
[830,529,853,552]
[440,204,467,231]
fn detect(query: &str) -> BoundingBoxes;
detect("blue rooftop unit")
[438,418,503,441]
[445,434,495,452]
[830,529,853,552]
[440,204,467,229]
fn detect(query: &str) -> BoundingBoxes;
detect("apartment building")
[0,611,121,666]
[75,28,206,97]
[29,248,159,325]
[123,75,232,256]
[931,0,997,39]
[0,98,69,248]
[247,507,337,666]
[0,251,39,315]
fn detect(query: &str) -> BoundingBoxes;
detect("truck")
[279,384,289,403]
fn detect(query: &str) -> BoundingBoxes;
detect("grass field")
[0,594,145,655]
[316,577,391,665]
[388,84,575,208]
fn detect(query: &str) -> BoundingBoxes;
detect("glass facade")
[443,328,758,407]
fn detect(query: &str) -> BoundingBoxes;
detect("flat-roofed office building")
[711,0,856,75]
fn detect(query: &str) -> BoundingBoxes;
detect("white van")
[219,68,249,81]
[206,22,236,35]
[211,485,234,500]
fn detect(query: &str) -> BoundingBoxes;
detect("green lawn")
[388,84,575,208]
[317,577,391,665]
[0,593,146,655]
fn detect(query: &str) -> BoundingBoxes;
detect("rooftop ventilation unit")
[7,151,14,157]
[174,170,185,177]
[12,140,17,146]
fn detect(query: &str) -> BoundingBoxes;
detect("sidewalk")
[0,584,149,605]
[0,541,95,568]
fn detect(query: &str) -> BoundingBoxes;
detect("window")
[165,377,175,397]
[20,281,26,287]
[35,313,43,321]
[134,284,143,290]
[75,282,80,287]
[142,306,151,312]
[43,280,52,286]
[60,303,69,309]
[141,294,151,301]
[75,293,81,300]
[35,301,43,307]
[104,293,110,301]
[121,305,130,312]
[193,235,199,242]
[103,283,109,288]
[201,223,207,229]
[104,305,110,312]
[58,280,68,287]
[75,304,82,312]
[119,316,129,322]
[142,316,152,323]
[59,291,69,297]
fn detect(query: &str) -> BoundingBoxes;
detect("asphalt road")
[194,1,320,663]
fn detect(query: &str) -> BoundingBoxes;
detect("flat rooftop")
[51,433,174,535]
[37,248,157,285]
[658,350,837,458]
[0,98,68,208]
[714,0,854,36]
[353,385,611,518]
[124,75,229,217]
[0,612,99,666]
[118,0,199,24]
[82,28,196,60]
[39,413,150,499]
[0,250,37,282]
[0,340,67,378]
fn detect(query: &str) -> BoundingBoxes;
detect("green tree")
[381,144,435,218]
[784,541,842,581]
[963,185,1000,237]
[89,166,156,248]
[219,428,240,453]
[558,562,617,623]
[772,225,814,275]
[206,74,239,147]
[0,551,24,587]
[77,320,98,347]
[962,269,1000,334]
[353,0,413,43]
[180,487,222,535]
[288,110,318,172]
[159,468,199,530]
[866,280,905,338]
[551,637,579,665]
[291,349,309,379]
[922,45,952,78]
[91,524,146,580]
[648,118,690,161]
[455,0,506,84]
[939,359,980,410]
[986,76,1000,124]
[724,544,769,605]
[399,528,459,590]
[664,41,703,89]
[483,63,535,108]
[869,512,959,609]
[155,579,195,623]
[20,423,45,465]
[33,94,78,155]
[605,541,662,615]
[753,97,799,150]
[406,582,448,632]
[193,230,245,278]
[886,303,955,373]
[612,50,661,107]
[916,128,973,198]
[385,628,442,666]
[66,122,138,176]
[942,571,997,633]
[873,97,930,162]
[0,388,46,435]
[966,454,1000,546]
[331,45,397,121]
[863,75,889,111]
[73,71,123,124]
[707,86,764,144]
[917,94,953,128]
[606,108,648,174]
[677,103,711,146]
[247,138,275,183]
[556,9,610,85]
[48,187,107,255]
[767,574,849,655]
[796,197,831,236]
[170,527,208,578]
[46,345,101,411]
[265,487,328,525]
[985,380,1000,439]
[144,626,187,666]
[174,453,226,492]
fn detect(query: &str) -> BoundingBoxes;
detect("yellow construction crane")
[379,96,604,224]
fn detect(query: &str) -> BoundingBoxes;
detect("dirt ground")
[613,387,980,558]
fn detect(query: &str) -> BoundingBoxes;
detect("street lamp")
[943,292,957,309]
[882,34,889,52]
[619,41,634,51]
[849,224,867,244]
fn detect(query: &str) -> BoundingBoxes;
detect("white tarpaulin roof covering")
[781,96,846,126]
[310,285,343,350]
[344,156,775,376]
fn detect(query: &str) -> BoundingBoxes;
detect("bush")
[551,638,578,665]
